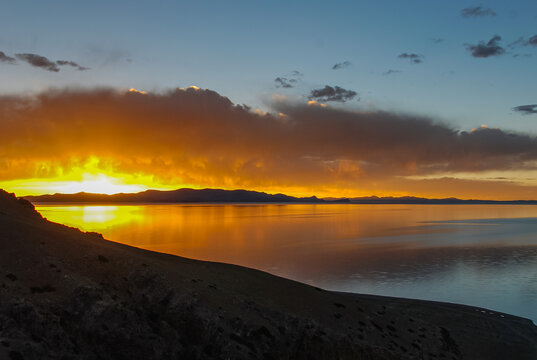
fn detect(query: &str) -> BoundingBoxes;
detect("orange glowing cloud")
[1,87,537,199]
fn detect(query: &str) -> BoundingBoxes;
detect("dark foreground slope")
[1,190,536,360]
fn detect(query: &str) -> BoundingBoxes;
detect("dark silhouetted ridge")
[24,189,537,204]
[348,196,537,204]
[25,188,351,204]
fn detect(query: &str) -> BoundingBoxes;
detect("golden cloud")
[1,87,537,199]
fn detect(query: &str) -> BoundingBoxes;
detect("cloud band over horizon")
[1,87,537,199]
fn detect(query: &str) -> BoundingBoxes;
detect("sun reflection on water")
[39,205,144,231]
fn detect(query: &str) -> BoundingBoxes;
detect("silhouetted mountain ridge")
[348,196,537,204]
[24,188,537,204]
[25,188,347,204]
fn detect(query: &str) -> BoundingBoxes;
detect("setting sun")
[0,156,180,196]
[0,174,149,196]
[49,173,147,195]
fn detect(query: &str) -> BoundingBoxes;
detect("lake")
[36,204,537,322]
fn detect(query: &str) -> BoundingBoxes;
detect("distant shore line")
[31,200,537,205]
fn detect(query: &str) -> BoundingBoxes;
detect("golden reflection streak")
[38,205,144,231]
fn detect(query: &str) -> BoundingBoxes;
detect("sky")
[1,0,537,199]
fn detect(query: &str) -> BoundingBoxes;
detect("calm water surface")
[36,204,537,322]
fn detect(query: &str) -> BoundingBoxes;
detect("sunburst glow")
[49,173,147,195]
[0,156,179,196]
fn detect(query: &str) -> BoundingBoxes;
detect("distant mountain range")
[348,196,537,205]
[24,188,537,204]
[24,188,343,204]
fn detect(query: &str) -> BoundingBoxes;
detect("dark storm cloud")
[397,53,424,64]
[460,6,496,18]
[308,85,358,102]
[382,69,401,76]
[274,102,537,174]
[513,104,537,115]
[0,51,16,64]
[14,53,89,72]
[465,35,505,58]
[274,77,296,89]
[1,87,537,192]
[332,61,351,70]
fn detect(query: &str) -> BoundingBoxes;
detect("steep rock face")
[0,190,42,220]
[0,189,536,360]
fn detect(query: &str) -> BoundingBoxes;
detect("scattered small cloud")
[83,45,130,67]
[507,35,537,56]
[460,6,496,18]
[526,35,537,46]
[508,37,524,48]
[56,60,89,71]
[513,104,537,115]
[430,38,444,44]
[465,35,505,58]
[274,77,296,89]
[308,85,358,103]
[15,53,60,72]
[128,88,148,95]
[307,100,327,108]
[274,71,303,89]
[0,51,16,64]
[382,69,401,76]
[508,35,537,49]
[397,53,424,64]
[7,52,89,72]
[332,61,351,70]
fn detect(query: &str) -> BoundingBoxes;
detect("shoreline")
[30,200,537,206]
